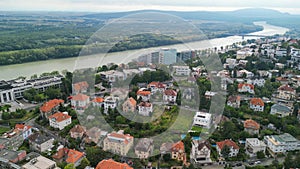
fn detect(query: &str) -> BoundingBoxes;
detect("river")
[0,21,289,80]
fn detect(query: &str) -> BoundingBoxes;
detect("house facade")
[28,133,54,153]
[270,104,292,117]
[227,95,241,108]
[39,99,64,118]
[71,93,90,110]
[48,112,72,130]
[137,102,153,116]
[163,89,177,104]
[216,139,239,157]
[70,125,86,139]
[244,119,260,135]
[134,138,154,159]
[103,130,134,156]
[264,133,300,156]
[277,84,296,100]
[238,83,254,94]
[245,138,266,157]
[122,97,137,113]
[191,140,212,165]
[193,111,212,128]
[250,98,264,112]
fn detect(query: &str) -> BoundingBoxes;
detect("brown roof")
[96,159,133,169]
[196,140,211,151]
[52,148,68,160]
[48,112,71,122]
[164,89,177,96]
[238,83,254,90]
[71,93,90,101]
[138,101,152,107]
[250,98,264,107]
[171,141,185,152]
[40,99,64,113]
[244,119,260,130]
[107,132,133,145]
[73,81,89,91]
[216,139,239,150]
[70,125,86,134]
[278,84,295,92]
[227,95,241,103]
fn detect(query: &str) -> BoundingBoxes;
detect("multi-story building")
[13,124,33,140]
[277,84,296,100]
[48,112,72,130]
[171,141,186,162]
[72,81,89,94]
[238,83,254,94]
[250,98,264,112]
[158,48,177,65]
[191,140,212,165]
[137,102,153,116]
[137,89,151,102]
[22,155,57,169]
[28,133,54,153]
[244,119,260,135]
[193,111,212,128]
[95,159,133,169]
[134,138,154,159]
[264,133,300,156]
[40,99,64,118]
[103,130,134,156]
[71,93,90,110]
[122,97,136,113]
[70,125,86,139]
[270,104,292,117]
[104,96,118,110]
[227,95,241,108]
[100,70,125,82]
[216,139,239,157]
[173,66,191,76]
[163,89,177,104]
[0,81,15,104]
[245,138,266,157]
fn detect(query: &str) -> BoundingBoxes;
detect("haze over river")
[0,21,289,80]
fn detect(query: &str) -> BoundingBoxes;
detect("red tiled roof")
[216,139,239,150]
[164,89,177,96]
[136,90,151,96]
[71,93,90,101]
[128,97,137,107]
[244,119,260,130]
[96,159,133,169]
[148,81,165,88]
[92,97,104,103]
[48,112,71,122]
[40,99,64,113]
[238,83,254,90]
[73,81,89,91]
[107,132,133,145]
[70,125,85,134]
[250,98,264,107]
[138,102,152,107]
[52,148,69,160]
[171,141,185,152]
[66,149,85,164]
[278,84,295,92]
[15,124,32,131]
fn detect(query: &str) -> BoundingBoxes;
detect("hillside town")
[1,35,300,169]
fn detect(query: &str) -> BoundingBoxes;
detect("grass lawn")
[0,126,11,134]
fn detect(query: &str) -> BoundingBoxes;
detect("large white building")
[245,138,266,157]
[264,133,300,156]
[173,66,191,76]
[193,111,212,128]
[191,140,212,165]
[48,112,72,130]
[158,48,177,65]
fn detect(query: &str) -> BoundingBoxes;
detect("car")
[254,161,261,165]
[236,163,242,166]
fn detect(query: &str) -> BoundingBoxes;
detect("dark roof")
[197,140,211,151]
[28,133,53,145]
[135,138,153,152]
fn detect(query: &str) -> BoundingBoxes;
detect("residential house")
[72,81,89,94]
[104,96,118,110]
[22,155,57,169]
[191,140,212,165]
[137,102,153,116]
[91,97,104,107]
[171,141,186,162]
[245,138,266,157]
[0,149,26,163]
[250,98,264,112]
[95,159,133,169]
[264,133,300,156]
[122,97,137,113]
[48,112,72,130]
[70,125,86,139]
[237,69,254,78]
[39,99,64,118]
[28,133,54,153]
[238,83,254,94]
[193,111,212,128]
[13,124,32,140]
[85,127,103,144]
[244,119,260,135]
[135,138,154,159]
[66,149,85,167]
[147,81,166,93]
[103,130,134,156]
[216,139,239,157]
[247,78,265,87]
[277,84,296,100]
[163,89,177,104]
[276,76,289,85]
[173,66,191,76]
[137,89,151,102]
[100,70,125,82]
[71,93,90,110]
[227,95,241,108]
[270,104,292,117]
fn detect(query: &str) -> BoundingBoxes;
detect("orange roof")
[48,112,71,122]
[128,97,137,107]
[92,97,104,103]
[137,90,151,96]
[15,124,32,131]
[171,141,185,152]
[228,95,241,102]
[71,93,90,101]
[164,89,177,96]
[107,132,133,145]
[216,139,239,150]
[96,159,133,169]
[40,99,64,113]
[148,81,165,88]
[73,81,89,91]
[250,98,264,107]
[70,125,85,134]
[244,119,260,130]
[238,83,254,89]
[278,84,295,92]
[66,149,85,164]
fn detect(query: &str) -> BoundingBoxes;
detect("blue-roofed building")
[270,104,292,117]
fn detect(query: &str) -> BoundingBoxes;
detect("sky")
[1,0,300,14]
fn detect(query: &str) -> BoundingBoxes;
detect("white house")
[250,98,264,112]
[277,84,296,101]
[137,89,151,102]
[104,96,118,110]
[237,69,254,78]
[14,124,33,140]
[48,112,72,130]
[238,83,255,94]
[247,78,266,87]
[270,104,292,117]
[193,111,212,128]
[191,140,212,165]
[216,139,240,157]
[245,138,266,157]
[227,95,241,108]
[137,102,153,116]
[173,66,191,76]
[71,93,90,110]
[100,70,125,82]
[163,89,177,104]
[264,133,300,156]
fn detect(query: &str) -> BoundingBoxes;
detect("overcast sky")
[1,0,300,14]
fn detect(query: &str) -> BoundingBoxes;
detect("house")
[135,138,154,159]
[100,70,125,82]
[71,93,90,110]
[275,63,285,69]
[237,69,254,78]
[245,138,266,157]
[244,119,260,135]
[137,102,153,116]
[103,130,134,156]
[147,81,166,93]
[137,89,151,101]
[171,141,186,162]
[227,95,241,108]
[264,133,300,156]
[85,127,103,144]
[238,83,254,94]
[122,97,137,113]
[22,155,57,169]
[276,76,289,85]
[48,112,72,130]
[173,66,191,76]
[72,81,89,94]
[95,159,133,169]
[270,104,292,117]
[70,125,86,139]
[28,133,54,153]
[91,97,104,107]
[52,148,84,167]
[250,98,264,112]
[104,96,118,110]
[247,78,265,87]
[216,139,239,157]
[277,84,296,100]
[0,149,26,163]
[193,111,212,128]
[39,99,64,118]
[191,140,212,165]
[163,89,177,104]
[14,124,32,140]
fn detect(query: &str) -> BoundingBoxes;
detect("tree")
[77,157,90,169]
[64,163,75,169]
[256,151,265,159]
[221,145,231,159]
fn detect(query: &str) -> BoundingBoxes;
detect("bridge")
[234,34,268,40]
